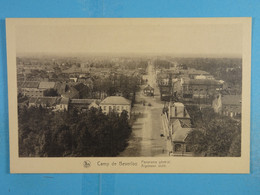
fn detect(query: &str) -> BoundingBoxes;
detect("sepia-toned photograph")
[6,18,251,173]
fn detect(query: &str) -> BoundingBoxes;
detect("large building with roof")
[181,78,223,104]
[100,96,131,118]
[212,95,241,118]
[70,99,101,112]
[18,81,57,97]
[143,85,154,96]
[162,102,193,156]
[28,97,69,111]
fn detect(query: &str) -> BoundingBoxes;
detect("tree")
[185,106,241,157]
[43,88,58,96]
[185,130,208,156]
[18,106,132,157]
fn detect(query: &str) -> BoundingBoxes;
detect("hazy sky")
[16,21,243,57]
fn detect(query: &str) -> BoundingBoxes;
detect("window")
[186,144,191,152]
[103,106,106,110]
[117,106,120,111]
[175,144,182,152]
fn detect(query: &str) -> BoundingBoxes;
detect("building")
[181,78,223,104]
[56,98,69,111]
[38,81,56,90]
[61,86,80,99]
[143,85,154,96]
[171,119,193,156]
[70,99,101,112]
[162,102,193,156]
[212,95,241,118]
[28,97,69,111]
[18,81,57,97]
[18,81,42,97]
[100,96,131,118]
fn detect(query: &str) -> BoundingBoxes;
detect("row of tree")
[18,107,132,157]
[93,74,140,101]
[185,106,241,157]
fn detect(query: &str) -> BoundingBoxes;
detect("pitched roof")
[183,78,221,86]
[172,119,193,142]
[39,82,56,89]
[36,97,58,106]
[61,86,79,99]
[20,81,39,88]
[70,99,96,104]
[144,85,154,90]
[60,98,70,105]
[29,97,38,104]
[100,96,131,105]
[222,95,241,105]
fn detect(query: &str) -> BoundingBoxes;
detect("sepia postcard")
[6,18,251,173]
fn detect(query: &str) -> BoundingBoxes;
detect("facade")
[56,98,69,111]
[100,96,131,118]
[171,119,193,156]
[61,86,80,99]
[38,81,56,90]
[70,99,101,112]
[143,85,154,96]
[28,97,69,111]
[181,78,223,104]
[18,81,43,97]
[212,95,241,118]
[162,102,193,156]
[19,81,57,97]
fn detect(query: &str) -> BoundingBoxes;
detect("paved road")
[119,61,170,157]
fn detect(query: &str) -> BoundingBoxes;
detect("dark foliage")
[93,74,140,101]
[43,88,58,97]
[185,106,241,157]
[18,107,132,157]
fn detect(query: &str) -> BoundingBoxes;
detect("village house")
[18,81,57,97]
[180,68,212,79]
[69,99,101,112]
[99,96,131,118]
[28,97,69,111]
[18,81,41,97]
[162,102,193,156]
[143,85,154,96]
[38,81,56,91]
[212,94,241,118]
[56,98,70,111]
[181,78,223,104]
[61,86,80,99]
[171,119,193,156]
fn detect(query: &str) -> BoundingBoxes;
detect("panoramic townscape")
[17,54,242,157]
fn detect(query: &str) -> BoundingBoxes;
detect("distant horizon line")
[16,51,242,59]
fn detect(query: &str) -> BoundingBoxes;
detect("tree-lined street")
[119,61,170,157]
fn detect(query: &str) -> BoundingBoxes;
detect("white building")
[100,96,131,118]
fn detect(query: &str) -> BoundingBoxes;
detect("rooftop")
[144,85,154,90]
[100,96,131,105]
[222,95,241,105]
[172,119,193,142]
[19,81,39,88]
[70,99,97,105]
[183,78,221,86]
[39,82,56,89]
